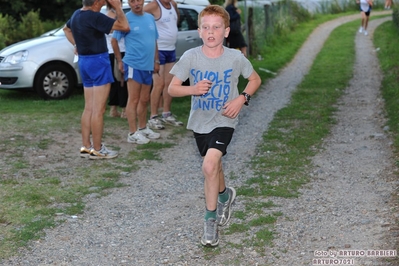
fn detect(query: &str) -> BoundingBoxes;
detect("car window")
[178,8,199,31]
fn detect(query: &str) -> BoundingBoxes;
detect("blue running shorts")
[78,52,114,87]
[158,50,176,65]
[124,64,153,85]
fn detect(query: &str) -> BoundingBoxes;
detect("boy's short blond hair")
[198,5,230,28]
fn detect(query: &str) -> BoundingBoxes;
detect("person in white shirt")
[357,0,373,36]
[144,0,185,130]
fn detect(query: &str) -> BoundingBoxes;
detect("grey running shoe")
[147,116,165,130]
[140,127,160,139]
[201,218,219,247]
[217,187,236,226]
[80,146,91,158]
[89,144,118,160]
[161,113,184,126]
[127,131,150,144]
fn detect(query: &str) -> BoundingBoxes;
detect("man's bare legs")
[81,83,111,151]
[358,10,370,35]
[126,79,142,134]
[137,83,151,130]
[361,11,369,31]
[126,79,159,144]
[149,62,183,127]
[161,63,174,114]
[150,65,166,118]
[151,63,174,116]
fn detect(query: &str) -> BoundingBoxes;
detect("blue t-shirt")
[113,12,158,71]
[67,9,115,55]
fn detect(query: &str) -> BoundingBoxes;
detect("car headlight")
[3,50,29,64]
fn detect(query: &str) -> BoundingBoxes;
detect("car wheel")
[34,64,75,100]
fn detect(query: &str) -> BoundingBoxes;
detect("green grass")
[0,89,177,259]
[374,18,399,266]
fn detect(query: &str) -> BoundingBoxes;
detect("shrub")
[16,10,44,40]
[0,14,17,49]
[3,10,44,47]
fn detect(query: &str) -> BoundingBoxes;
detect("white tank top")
[155,0,178,51]
[360,0,370,12]
[106,33,125,54]
[105,8,125,54]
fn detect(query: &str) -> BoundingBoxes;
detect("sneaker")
[161,113,184,126]
[80,146,91,158]
[147,116,165,130]
[358,26,363,33]
[217,187,236,226]
[201,218,219,247]
[140,127,160,139]
[364,30,368,36]
[89,144,118,160]
[127,131,150,144]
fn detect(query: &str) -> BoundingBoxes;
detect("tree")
[0,0,82,22]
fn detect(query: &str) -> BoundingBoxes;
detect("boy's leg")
[203,149,224,212]
[201,148,223,247]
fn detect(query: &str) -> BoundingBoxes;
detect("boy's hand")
[194,79,213,96]
[222,96,245,119]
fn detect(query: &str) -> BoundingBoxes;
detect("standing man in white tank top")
[145,0,184,130]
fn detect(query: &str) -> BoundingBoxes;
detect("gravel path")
[2,13,397,266]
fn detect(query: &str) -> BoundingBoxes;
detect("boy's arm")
[169,76,213,97]
[241,70,262,97]
[222,70,262,118]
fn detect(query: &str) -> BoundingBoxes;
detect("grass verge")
[374,19,399,265]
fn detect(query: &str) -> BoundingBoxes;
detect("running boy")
[168,5,261,246]
[357,0,373,36]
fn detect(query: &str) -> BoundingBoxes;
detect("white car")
[0,3,205,99]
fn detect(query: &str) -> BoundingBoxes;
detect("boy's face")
[129,0,144,14]
[198,15,230,48]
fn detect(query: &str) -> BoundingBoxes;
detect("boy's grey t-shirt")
[170,46,254,134]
